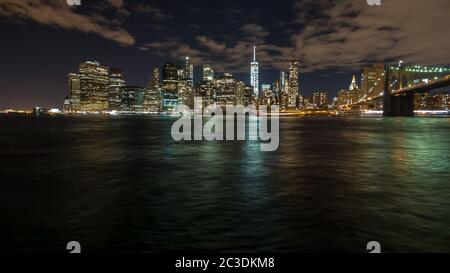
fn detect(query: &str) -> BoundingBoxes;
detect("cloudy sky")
[0,0,449,108]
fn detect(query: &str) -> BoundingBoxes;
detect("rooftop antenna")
[253,45,256,62]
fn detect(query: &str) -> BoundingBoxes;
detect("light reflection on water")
[0,116,449,253]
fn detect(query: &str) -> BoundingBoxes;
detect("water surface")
[1,116,449,253]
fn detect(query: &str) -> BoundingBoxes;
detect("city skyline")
[1,0,449,109]
[59,57,450,116]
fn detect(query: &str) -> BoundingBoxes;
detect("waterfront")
[1,116,450,253]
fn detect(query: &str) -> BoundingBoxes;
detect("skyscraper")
[337,76,362,109]
[280,71,288,109]
[361,64,385,99]
[261,84,275,106]
[144,68,161,113]
[67,73,80,112]
[250,45,259,97]
[235,80,246,106]
[215,73,236,105]
[195,80,214,107]
[108,68,125,111]
[312,91,329,109]
[178,79,194,108]
[120,86,145,112]
[273,80,280,105]
[349,75,359,91]
[288,61,299,109]
[162,62,180,82]
[79,61,109,112]
[203,64,214,81]
[184,57,194,87]
[161,62,181,111]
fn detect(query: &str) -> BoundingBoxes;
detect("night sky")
[0,0,449,109]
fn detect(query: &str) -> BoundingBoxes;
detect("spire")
[349,75,359,91]
[253,45,256,62]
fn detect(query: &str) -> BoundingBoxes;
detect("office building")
[288,61,299,109]
[215,73,236,105]
[161,62,181,111]
[203,64,214,81]
[79,61,109,112]
[108,68,125,111]
[120,86,145,112]
[67,73,80,112]
[312,91,329,109]
[144,68,161,113]
[250,46,259,97]
[361,64,385,99]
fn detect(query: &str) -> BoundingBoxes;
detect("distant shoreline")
[1,111,450,118]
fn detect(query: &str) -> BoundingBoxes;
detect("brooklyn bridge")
[350,64,450,116]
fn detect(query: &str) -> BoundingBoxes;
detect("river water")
[1,116,449,253]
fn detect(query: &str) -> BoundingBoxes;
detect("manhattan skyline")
[1,0,449,109]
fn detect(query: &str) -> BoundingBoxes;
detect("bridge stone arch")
[390,75,399,91]
[388,68,413,90]
[401,75,409,89]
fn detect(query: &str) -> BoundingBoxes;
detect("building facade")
[250,46,259,97]
[120,86,145,112]
[312,91,329,109]
[144,68,161,113]
[79,61,110,112]
[361,64,385,99]
[203,64,214,81]
[288,61,299,109]
[184,57,194,87]
[108,68,125,111]
[215,73,237,105]
[161,62,181,111]
[337,75,362,109]
[67,73,80,112]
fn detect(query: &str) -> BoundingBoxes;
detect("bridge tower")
[383,66,415,117]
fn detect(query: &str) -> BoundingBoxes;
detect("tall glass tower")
[250,45,259,97]
[184,56,194,87]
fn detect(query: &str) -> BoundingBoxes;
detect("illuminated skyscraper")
[336,76,362,109]
[361,64,385,99]
[79,61,109,112]
[235,80,246,106]
[250,45,259,97]
[67,73,80,112]
[178,79,194,108]
[203,64,214,81]
[349,75,359,91]
[215,73,236,105]
[312,91,329,109]
[107,68,125,111]
[120,86,145,112]
[161,62,181,111]
[195,80,214,107]
[261,84,275,106]
[144,68,161,113]
[288,61,299,108]
[244,85,255,106]
[280,71,288,109]
[184,57,194,87]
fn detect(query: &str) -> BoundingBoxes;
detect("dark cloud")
[138,0,450,73]
[0,0,135,46]
[292,0,450,71]
[1,0,448,76]
[240,24,269,39]
[133,4,173,20]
